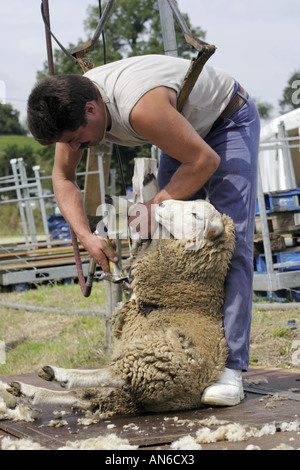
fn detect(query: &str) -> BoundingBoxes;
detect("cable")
[40,2,79,67]
[98,0,107,65]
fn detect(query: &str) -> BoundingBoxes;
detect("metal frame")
[1,159,51,245]
[0,158,113,288]
[0,263,102,287]
[254,124,300,293]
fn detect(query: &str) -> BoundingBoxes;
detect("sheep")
[7,198,235,416]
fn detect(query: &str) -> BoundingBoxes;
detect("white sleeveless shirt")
[84,54,235,146]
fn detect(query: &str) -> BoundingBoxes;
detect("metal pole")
[10,159,29,244]
[97,154,106,206]
[110,169,117,197]
[33,165,51,246]
[18,159,37,244]
[256,160,274,289]
[93,0,116,45]
[278,121,297,190]
[166,0,191,36]
[42,0,55,76]
[158,0,178,57]
[104,234,123,358]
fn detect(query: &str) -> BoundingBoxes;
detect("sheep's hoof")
[7,382,22,397]
[38,366,55,382]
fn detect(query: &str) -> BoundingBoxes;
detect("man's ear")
[85,101,97,116]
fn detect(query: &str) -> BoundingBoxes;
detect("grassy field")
[0,135,43,153]
[0,282,109,376]
[250,304,300,369]
[0,202,53,237]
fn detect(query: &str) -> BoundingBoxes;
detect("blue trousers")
[157,83,261,371]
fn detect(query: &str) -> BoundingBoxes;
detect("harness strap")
[177,44,216,112]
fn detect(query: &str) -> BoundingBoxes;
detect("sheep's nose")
[159,202,165,207]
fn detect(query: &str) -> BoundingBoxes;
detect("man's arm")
[52,143,118,272]
[130,86,220,204]
[129,86,221,233]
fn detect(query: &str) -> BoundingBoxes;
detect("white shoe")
[201,368,244,406]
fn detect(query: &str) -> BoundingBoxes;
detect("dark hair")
[27,74,99,145]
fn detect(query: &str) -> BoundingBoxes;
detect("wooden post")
[84,141,113,217]
[103,156,160,357]
[132,157,158,203]
[104,235,123,357]
[83,141,117,358]
[105,158,158,357]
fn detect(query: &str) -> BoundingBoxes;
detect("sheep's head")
[129,199,233,311]
[155,199,224,248]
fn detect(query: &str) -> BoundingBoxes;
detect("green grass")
[0,282,109,375]
[0,202,53,237]
[0,135,43,153]
[250,305,300,369]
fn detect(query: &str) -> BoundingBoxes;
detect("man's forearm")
[52,144,118,272]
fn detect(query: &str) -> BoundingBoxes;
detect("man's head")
[27,74,100,146]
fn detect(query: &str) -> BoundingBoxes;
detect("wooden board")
[0,245,85,260]
[0,255,90,272]
[0,238,88,275]
[255,212,300,234]
[1,368,300,450]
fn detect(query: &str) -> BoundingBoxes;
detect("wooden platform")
[0,240,87,272]
[1,367,300,450]
[0,238,130,288]
[0,239,94,288]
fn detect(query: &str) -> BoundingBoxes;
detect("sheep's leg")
[8,381,96,410]
[8,381,141,415]
[38,365,124,390]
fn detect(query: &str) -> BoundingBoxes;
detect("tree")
[253,99,273,121]
[0,103,26,136]
[0,144,36,179]
[279,70,300,114]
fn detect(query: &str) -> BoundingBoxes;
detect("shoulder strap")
[177,44,216,112]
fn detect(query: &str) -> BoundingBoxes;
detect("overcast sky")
[1,0,299,126]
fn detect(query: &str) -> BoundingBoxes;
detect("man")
[27,54,260,406]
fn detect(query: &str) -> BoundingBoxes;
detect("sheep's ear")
[203,217,224,240]
[186,220,215,251]
[203,220,216,239]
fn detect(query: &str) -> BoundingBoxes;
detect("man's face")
[58,100,107,151]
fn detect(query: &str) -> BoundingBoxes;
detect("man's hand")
[82,233,118,273]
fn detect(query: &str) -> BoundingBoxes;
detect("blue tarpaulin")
[47,214,71,240]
